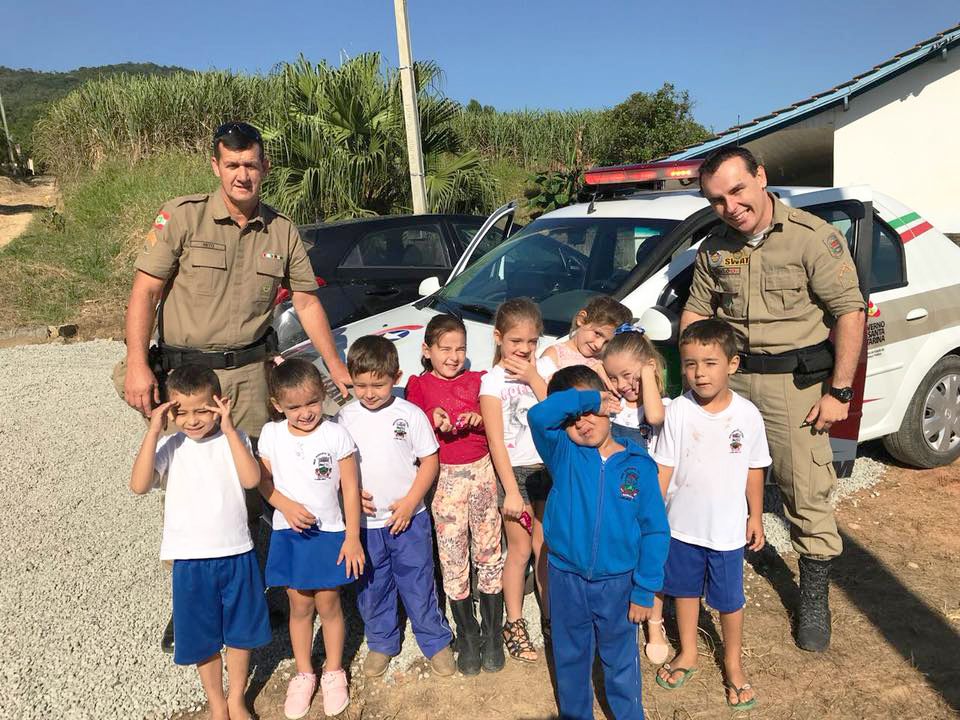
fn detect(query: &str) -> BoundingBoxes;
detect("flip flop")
[643,618,670,664]
[655,663,698,690]
[724,681,757,711]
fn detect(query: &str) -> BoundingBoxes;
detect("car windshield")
[433,216,679,336]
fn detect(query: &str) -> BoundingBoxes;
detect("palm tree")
[263,54,495,223]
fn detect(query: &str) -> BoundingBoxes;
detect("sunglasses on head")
[212,122,262,146]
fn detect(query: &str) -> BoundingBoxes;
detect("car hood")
[284,300,558,386]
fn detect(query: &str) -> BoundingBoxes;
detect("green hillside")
[0,62,189,157]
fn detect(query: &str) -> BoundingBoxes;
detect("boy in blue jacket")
[529,365,669,720]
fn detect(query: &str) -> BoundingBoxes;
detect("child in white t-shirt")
[649,319,770,710]
[336,335,454,680]
[257,358,364,718]
[130,365,269,720]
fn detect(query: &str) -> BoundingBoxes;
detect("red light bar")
[583,160,702,186]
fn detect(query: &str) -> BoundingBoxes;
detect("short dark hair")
[547,364,606,395]
[421,314,467,371]
[268,358,325,401]
[212,121,264,161]
[165,364,221,398]
[698,146,760,189]
[679,318,738,360]
[348,335,400,378]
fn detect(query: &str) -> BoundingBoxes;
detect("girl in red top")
[405,314,504,676]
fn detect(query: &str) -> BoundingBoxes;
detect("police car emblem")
[729,429,743,453]
[393,419,409,440]
[313,452,333,480]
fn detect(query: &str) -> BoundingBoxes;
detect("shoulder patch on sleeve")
[823,231,846,258]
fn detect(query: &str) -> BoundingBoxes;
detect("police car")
[279,161,960,473]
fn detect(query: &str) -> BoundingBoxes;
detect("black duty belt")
[738,341,832,375]
[158,330,277,371]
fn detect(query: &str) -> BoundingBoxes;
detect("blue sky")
[3,1,957,132]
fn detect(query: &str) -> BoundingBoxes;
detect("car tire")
[883,354,960,468]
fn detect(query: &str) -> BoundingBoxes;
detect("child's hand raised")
[432,407,453,433]
[502,354,541,385]
[338,536,365,579]
[204,395,236,433]
[148,400,176,434]
[598,391,621,417]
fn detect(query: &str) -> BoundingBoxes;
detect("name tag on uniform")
[723,256,749,266]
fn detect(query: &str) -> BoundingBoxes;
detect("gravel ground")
[0,340,888,718]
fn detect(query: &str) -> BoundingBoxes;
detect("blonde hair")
[604,329,666,394]
[492,297,542,365]
[570,295,632,334]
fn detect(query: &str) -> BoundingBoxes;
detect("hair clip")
[615,322,645,336]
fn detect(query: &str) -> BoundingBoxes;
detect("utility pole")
[393,0,428,214]
[0,88,15,165]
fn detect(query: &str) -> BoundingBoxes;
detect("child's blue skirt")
[265,527,353,590]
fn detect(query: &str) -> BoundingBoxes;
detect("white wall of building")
[833,49,960,233]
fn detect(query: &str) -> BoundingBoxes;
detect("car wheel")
[883,354,960,468]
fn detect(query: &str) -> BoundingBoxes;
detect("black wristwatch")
[828,386,854,403]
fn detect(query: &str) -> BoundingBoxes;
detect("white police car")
[280,162,960,472]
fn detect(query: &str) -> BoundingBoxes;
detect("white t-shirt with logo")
[651,391,771,551]
[611,396,671,451]
[479,360,555,467]
[336,398,440,529]
[257,419,356,532]
[153,431,254,561]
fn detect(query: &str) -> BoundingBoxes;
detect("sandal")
[502,618,538,663]
[643,618,670,664]
[724,681,757,711]
[655,663,698,690]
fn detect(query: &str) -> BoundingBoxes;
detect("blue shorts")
[661,538,745,614]
[265,527,353,590]
[171,550,272,665]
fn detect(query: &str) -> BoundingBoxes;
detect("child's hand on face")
[280,498,318,532]
[432,407,453,433]
[386,495,418,535]
[502,354,540,384]
[746,514,765,551]
[205,395,236,433]
[338,536,365,579]
[148,400,176,434]
[598,391,622,417]
[628,602,652,624]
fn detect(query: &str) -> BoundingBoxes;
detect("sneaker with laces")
[283,672,316,720]
[321,668,350,716]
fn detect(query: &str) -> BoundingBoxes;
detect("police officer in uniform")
[680,146,865,652]
[116,121,352,649]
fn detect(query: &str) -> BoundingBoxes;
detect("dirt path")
[175,450,960,720]
[0,175,58,249]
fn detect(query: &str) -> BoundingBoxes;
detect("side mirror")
[639,305,679,344]
[418,276,441,297]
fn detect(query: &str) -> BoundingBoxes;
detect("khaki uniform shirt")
[685,195,865,355]
[135,191,317,350]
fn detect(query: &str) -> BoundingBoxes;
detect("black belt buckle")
[223,350,238,369]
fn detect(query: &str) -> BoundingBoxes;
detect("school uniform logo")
[619,469,640,500]
[393,419,409,440]
[729,429,743,453]
[313,452,333,480]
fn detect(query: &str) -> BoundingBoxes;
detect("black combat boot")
[478,592,506,672]
[797,556,832,652]
[449,597,482,675]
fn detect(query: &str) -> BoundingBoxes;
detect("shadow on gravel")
[0,203,49,214]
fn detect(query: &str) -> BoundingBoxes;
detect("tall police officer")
[116,121,351,649]
[680,146,865,651]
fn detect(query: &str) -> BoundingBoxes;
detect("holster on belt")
[147,344,168,398]
[738,341,834,390]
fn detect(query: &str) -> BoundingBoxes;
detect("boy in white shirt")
[130,365,270,720]
[650,319,770,711]
[336,335,455,679]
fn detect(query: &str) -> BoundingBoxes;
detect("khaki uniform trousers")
[729,372,842,559]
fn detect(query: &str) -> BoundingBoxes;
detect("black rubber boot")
[797,556,832,652]
[478,592,505,672]
[449,597,482,675]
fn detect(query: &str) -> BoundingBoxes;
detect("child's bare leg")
[657,596,699,684]
[644,593,669,661]
[315,589,345,672]
[224,646,252,719]
[288,588,317,674]
[196,653,228,720]
[531,500,549,620]
[502,509,532,622]
[719,609,755,705]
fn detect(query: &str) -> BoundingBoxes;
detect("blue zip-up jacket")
[529,389,670,607]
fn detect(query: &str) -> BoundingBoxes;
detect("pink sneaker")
[283,672,316,720]
[321,668,350,716]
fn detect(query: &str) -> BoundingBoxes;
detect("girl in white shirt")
[479,297,550,664]
[258,359,365,719]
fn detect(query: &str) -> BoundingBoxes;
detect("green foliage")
[522,168,581,219]
[0,63,188,159]
[262,54,496,223]
[594,83,709,166]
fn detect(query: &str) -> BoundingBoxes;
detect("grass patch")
[0,152,213,332]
